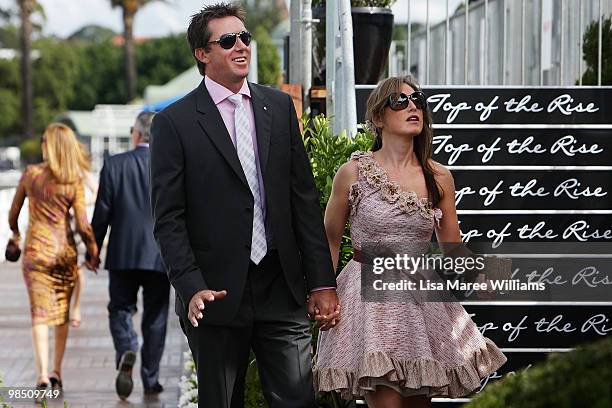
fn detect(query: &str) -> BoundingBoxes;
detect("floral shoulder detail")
[349,150,372,161]
[348,183,362,216]
[351,150,443,224]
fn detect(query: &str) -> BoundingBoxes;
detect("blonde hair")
[42,123,91,184]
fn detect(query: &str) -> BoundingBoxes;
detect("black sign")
[356,86,611,406]
[432,128,612,166]
[355,87,612,125]
[476,351,549,393]
[459,215,612,244]
[452,170,611,210]
[464,305,612,348]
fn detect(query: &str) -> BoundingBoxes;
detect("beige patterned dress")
[313,151,507,399]
[8,163,97,326]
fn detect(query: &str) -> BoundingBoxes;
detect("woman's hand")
[9,232,21,245]
[84,252,99,273]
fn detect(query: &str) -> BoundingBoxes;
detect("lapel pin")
[263,106,268,111]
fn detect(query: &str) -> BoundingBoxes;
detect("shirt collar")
[204,75,251,105]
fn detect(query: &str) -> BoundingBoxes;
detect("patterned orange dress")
[8,163,97,326]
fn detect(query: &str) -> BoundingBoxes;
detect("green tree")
[17,0,36,139]
[253,26,280,86]
[67,24,116,43]
[0,24,19,48]
[245,0,287,32]
[392,22,424,42]
[110,0,161,101]
[136,34,194,95]
[581,15,612,85]
[31,38,79,129]
[69,40,125,109]
[0,6,19,48]
[0,88,20,137]
[0,59,21,137]
[0,37,83,137]
[66,34,196,110]
[15,0,45,138]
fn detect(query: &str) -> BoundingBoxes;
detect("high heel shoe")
[49,371,63,391]
[35,381,48,403]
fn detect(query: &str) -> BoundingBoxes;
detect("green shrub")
[0,373,10,408]
[253,26,281,87]
[301,114,374,272]
[300,115,373,408]
[466,336,612,408]
[245,354,267,407]
[301,114,374,209]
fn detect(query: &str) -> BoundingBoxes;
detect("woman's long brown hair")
[364,76,442,207]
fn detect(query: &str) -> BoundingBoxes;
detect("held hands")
[84,252,100,273]
[308,289,341,331]
[188,289,228,327]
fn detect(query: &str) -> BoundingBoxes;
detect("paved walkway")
[0,261,186,408]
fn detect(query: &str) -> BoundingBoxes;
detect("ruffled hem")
[314,337,507,399]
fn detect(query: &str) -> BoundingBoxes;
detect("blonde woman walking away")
[8,123,99,392]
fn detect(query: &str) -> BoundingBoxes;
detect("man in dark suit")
[91,111,169,400]
[150,3,340,407]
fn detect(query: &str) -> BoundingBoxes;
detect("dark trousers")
[181,251,316,408]
[108,269,170,389]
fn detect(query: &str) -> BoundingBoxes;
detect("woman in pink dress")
[313,76,507,407]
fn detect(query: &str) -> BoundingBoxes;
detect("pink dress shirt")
[204,76,334,294]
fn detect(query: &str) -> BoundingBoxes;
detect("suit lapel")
[195,80,248,187]
[249,83,272,175]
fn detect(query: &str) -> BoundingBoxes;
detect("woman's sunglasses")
[387,91,427,111]
[207,31,252,49]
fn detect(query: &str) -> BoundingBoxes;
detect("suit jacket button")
[245,244,251,249]
[245,207,252,213]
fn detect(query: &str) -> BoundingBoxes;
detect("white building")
[391,0,612,86]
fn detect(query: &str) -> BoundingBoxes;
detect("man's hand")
[188,289,227,327]
[308,289,340,331]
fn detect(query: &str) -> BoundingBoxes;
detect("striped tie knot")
[228,94,244,106]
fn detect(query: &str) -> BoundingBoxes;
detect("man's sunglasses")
[207,31,252,49]
[387,91,427,111]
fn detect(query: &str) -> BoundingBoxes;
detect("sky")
[0,0,464,39]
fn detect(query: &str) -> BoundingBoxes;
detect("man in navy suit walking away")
[91,111,169,400]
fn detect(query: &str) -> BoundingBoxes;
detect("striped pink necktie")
[228,94,267,264]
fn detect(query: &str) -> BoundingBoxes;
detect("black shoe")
[49,371,63,391]
[35,381,48,403]
[144,382,164,395]
[115,350,136,400]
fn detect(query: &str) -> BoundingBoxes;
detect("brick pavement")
[0,261,186,408]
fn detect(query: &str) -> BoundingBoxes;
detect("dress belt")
[352,248,364,263]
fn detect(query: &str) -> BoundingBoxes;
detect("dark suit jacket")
[91,146,164,273]
[150,80,336,324]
